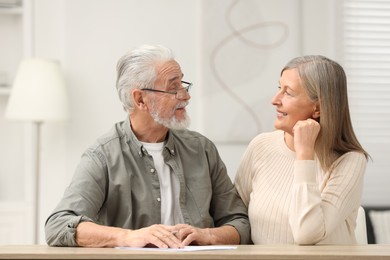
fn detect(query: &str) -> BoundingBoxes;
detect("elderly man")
[45,45,250,248]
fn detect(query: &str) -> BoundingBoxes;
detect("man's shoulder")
[89,120,127,151]
[171,128,210,141]
[170,129,217,149]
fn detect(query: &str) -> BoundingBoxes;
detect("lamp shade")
[5,58,69,122]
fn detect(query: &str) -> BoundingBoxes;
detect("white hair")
[115,45,174,112]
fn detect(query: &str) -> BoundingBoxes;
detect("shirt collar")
[124,116,176,157]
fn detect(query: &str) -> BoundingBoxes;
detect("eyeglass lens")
[176,82,190,99]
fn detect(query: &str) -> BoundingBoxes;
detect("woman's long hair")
[282,55,369,172]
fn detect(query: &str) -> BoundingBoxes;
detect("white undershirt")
[141,141,184,225]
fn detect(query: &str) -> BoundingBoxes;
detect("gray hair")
[281,55,369,171]
[116,45,175,112]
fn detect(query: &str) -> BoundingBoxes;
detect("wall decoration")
[200,0,301,143]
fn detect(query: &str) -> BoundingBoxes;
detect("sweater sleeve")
[289,152,366,245]
[234,139,257,207]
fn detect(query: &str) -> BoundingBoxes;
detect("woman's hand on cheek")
[293,118,320,160]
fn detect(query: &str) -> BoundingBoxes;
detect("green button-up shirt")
[45,117,250,246]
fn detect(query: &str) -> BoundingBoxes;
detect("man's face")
[147,60,191,130]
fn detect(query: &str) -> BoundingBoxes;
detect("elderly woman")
[235,55,369,245]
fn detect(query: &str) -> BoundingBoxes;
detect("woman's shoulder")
[250,129,283,145]
[336,150,367,163]
[330,150,368,173]
[244,130,285,156]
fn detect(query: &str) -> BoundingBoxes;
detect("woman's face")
[271,68,317,135]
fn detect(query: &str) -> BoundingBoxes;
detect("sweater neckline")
[275,130,296,159]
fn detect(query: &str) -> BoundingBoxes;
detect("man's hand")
[122,224,184,249]
[76,222,183,248]
[76,222,240,248]
[172,224,240,246]
[171,224,212,246]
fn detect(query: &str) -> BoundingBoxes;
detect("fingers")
[293,118,320,134]
[172,226,192,246]
[172,224,209,246]
[142,225,184,249]
[293,119,320,141]
[142,224,211,247]
[180,231,197,246]
[151,232,182,249]
[293,119,320,160]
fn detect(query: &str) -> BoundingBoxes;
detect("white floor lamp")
[5,58,69,244]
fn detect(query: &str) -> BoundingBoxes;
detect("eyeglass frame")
[141,80,192,99]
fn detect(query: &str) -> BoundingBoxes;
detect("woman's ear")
[312,101,320,119]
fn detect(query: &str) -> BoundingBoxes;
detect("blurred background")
[0,0,389,244]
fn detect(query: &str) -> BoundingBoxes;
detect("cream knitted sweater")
[235,130,367,245]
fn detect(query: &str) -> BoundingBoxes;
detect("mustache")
[175,101,189,109]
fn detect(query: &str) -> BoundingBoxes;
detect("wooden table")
[1,244,390,260]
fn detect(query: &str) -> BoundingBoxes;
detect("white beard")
[150,101,191,130]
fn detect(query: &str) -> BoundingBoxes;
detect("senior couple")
[45,45,368,247]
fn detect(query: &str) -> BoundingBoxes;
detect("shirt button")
[150,168,155,173]
[157,197,161,202]
[171,150,174,154]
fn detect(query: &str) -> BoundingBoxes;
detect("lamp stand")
[32,121,42,244]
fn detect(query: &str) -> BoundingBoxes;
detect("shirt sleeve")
[45,147,107,246]
[206,141,251,244]
[289,152,367,244]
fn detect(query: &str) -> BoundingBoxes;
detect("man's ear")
[312,101,320,119]
[132,89,147,110]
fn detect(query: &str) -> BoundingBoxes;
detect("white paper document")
[116,245,237,252]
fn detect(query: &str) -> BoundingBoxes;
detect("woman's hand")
[292,118,320,160]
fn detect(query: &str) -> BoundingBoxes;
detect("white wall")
[24,0,359,244]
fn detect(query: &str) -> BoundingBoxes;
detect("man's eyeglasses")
[142,81,192,99]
